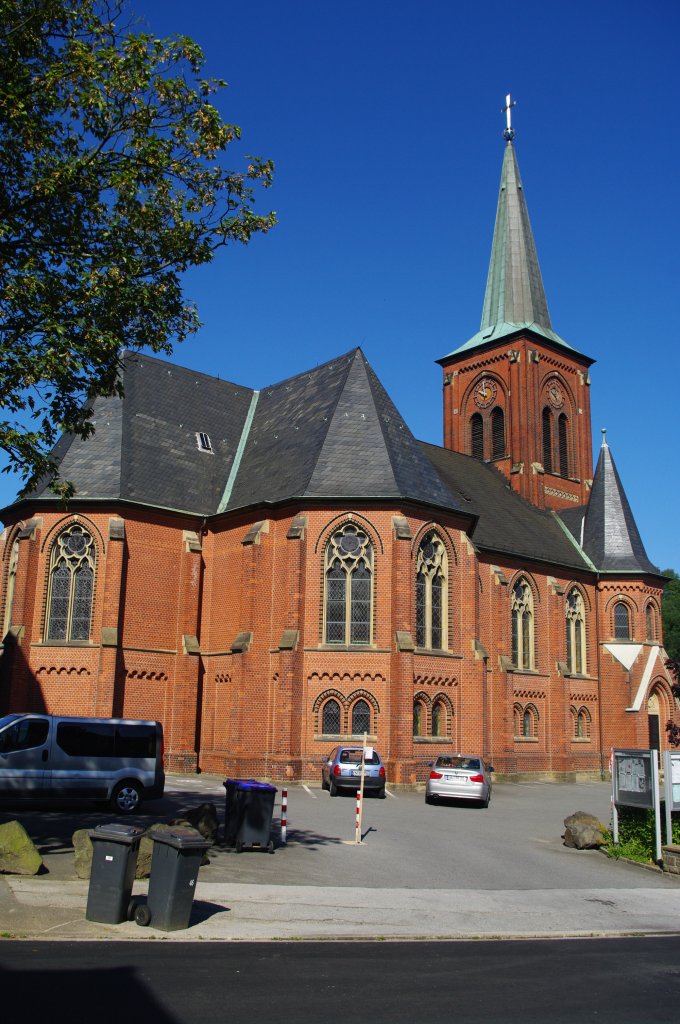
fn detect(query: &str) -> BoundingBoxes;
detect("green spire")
[480,142,553,333]
[438,102,584,362]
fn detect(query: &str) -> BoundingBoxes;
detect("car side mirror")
[427,761,434,767]
[488,766,494,773]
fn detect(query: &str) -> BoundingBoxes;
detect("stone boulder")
[0,820,43,875]
[563,811,607,849]
[136,822,210,878]
[72,828,94,878]
[173,802,219,846]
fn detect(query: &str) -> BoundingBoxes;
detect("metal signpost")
[611,748,661,862]
[663,751,680,846]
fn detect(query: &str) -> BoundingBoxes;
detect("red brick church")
[1,118,674,782]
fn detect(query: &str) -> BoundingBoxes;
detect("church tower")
[437,97,594,512]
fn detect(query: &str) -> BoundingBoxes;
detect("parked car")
[0,713,165,812]
[321,746,386,798]
[425,754,493,808]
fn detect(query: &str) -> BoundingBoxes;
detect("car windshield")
[339,749,380,765]
[435,756,481,770]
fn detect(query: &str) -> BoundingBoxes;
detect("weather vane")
[502,94,516,141]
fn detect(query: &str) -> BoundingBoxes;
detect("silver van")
[0,713,165,813]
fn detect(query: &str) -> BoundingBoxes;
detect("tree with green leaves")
[0,0,275,497]
[662,569,680,662]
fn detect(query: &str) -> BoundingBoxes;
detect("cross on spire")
[502,93,516,141]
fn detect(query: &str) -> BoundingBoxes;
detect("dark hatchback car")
[321,746,386,798]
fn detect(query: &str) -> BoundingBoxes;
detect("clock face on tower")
[473,377,497,408]
[547,381,565,409]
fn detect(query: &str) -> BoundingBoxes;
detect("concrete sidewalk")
[4,874,680,941]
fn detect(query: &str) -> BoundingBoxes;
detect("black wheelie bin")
[86,823,145,923]
[223,778,277,853]
[134,826,210,931]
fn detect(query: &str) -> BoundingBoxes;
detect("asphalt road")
[2,937,680,1023]
[1,774,677,892]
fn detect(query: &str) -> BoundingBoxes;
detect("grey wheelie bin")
[85,823,145,924]
[134,826,210,931]
[223,779,277,853]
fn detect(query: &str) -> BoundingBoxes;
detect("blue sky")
[2,0,678,571]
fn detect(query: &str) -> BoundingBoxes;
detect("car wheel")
[481,790,491,808]
[329,779,338,797]
[111,780,142,814]
[377,786,386,799]
[425,793,435,805]
[321,776,328,791]
[267,839,275,854]
[235,839,244,853]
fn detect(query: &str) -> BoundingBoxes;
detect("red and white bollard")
[281,787,288,845]
[354,789,362,844]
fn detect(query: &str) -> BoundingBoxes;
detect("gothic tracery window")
[324,525,373,645]
[511,577,534,670]
[565,588,586,675]
[415,532,447,650]
[46,525,95,642]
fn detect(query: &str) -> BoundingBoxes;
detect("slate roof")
[421,443,591,570]
[438,141,590,363]
[574,439,660,575]
[22,349,460,517]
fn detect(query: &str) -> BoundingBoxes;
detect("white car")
[425,754,493,808]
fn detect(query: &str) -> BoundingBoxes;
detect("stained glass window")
[46,525,95,642]
[322,699,341,735]
[511,578,534,670]
[415,533,447,650]
[565,589,586,674]
[324,525,373,645]
[614,602,630,640]
[351,699,371,735]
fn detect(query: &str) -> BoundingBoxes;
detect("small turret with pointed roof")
[581,430,659,575]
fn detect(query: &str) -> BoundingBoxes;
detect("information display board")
[612,749,654,809]
[664,751,680,812]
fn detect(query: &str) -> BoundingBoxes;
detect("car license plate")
[444,773,466,781]
[352,769,362,777]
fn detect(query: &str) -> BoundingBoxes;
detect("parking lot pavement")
[3,776,680,941]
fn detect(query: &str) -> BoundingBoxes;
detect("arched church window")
[2,537,19,639]
[558,414,569,478]
[351,699,371,736]
[542,408,552,474]
[565,588,586,674]
[415,532,448,650]
[324,525,373,645]
[322,699,341,735]
[46,524,95,641]
[413,700,424,737]
[646,603,657,642]
[511,577,534,670]
[491,407,505,460]
[470,414,484,460]
[431,699,445,737]
[614,602,631,640]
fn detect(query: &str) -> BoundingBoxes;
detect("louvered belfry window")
[558,414,569,478]
[324,525,373,645]
[491,407,505,460]
[46,525,95,641]
[470,414,484,460]
[542,408,553,474]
